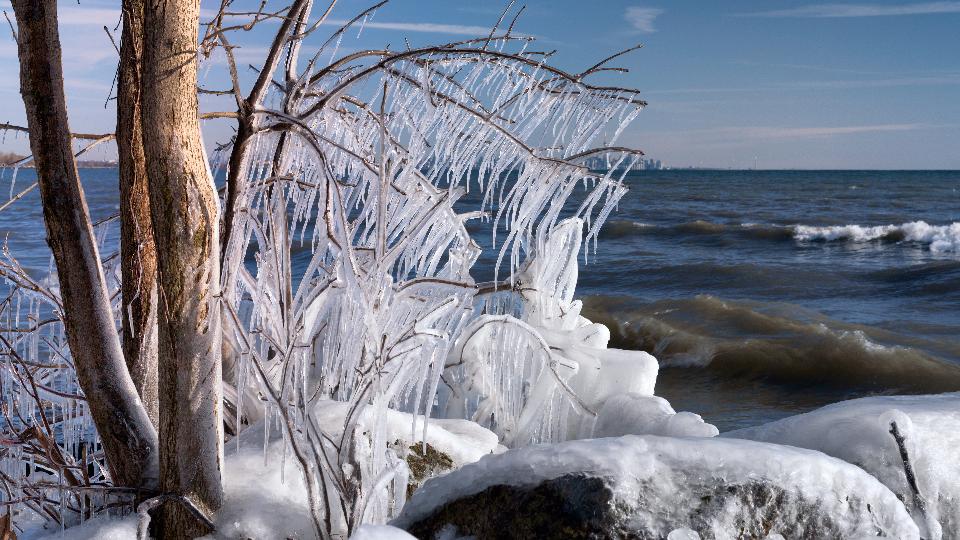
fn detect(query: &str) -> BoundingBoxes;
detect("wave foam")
[794,221,960,253]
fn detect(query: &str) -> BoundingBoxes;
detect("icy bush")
[0,5,648,538]
[212,12,647,538]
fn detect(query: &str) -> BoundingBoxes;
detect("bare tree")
[141,0,224,536]
[118,0,159,427]
[9,0,158,491]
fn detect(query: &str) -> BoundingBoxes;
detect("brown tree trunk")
[118,0,159,427]
[10,0,159,490]
[141,0,224,537]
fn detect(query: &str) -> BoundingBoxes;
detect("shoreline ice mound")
[591,393,719,438]
[393,435,918,539]
[442,218,716,445]
[726,392,960,539]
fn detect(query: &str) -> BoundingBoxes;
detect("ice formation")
[727,392,960,539]
[393,435,920,539]
[439,217,716,445]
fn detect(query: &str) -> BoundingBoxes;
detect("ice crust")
[727,392,960,539]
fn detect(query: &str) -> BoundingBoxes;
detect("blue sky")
[0,0,958,169]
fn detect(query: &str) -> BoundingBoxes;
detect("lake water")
[3,167,958,431]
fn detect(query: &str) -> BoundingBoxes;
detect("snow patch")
[27,515,138,540]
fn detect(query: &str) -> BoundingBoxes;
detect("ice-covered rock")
[726,392,960,539]
[393,435,918,539]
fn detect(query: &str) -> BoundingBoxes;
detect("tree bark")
[141,0,224,537]
[118,0,159,428]
[10,0,159,490]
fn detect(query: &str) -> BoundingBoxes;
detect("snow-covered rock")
[393,435,918,539]
[726,392,960,539]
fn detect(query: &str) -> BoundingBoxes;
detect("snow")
[210,438,316,540]
[350,524,417,540]
[204,402,497,539]
[726,392,960,539]
[26,515,138,540]
[393,434,919,538]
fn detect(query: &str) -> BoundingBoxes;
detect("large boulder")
[393,435,918,539]
[726,392,960,539]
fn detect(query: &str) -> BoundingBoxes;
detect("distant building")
[583,153,665,171]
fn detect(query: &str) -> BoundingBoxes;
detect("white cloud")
[625,7,664,33]
[741,2,960,18]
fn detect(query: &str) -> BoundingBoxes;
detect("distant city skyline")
[0,0,958,169]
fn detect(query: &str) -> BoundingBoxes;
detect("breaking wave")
[793,221,960,253]
[601,219,960,253]
[582,295,960,392]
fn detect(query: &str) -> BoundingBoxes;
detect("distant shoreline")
[0,163,119,169]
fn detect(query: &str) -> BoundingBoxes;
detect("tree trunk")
[10,0,159,490]
[118,0,159,428]
[141,0,224,537]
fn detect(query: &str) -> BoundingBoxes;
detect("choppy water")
[2,168,958,431]
[580,170,960,430]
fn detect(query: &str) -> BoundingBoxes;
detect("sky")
[0,0,958,169]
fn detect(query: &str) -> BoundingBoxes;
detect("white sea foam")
[794,221,960,253]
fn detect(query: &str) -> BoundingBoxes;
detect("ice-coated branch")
[889,421,930,525]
